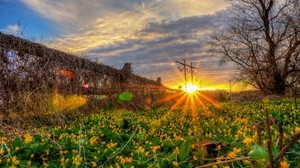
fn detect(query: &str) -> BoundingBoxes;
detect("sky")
[0,0,241,90]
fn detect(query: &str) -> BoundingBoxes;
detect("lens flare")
[185,84,198,94]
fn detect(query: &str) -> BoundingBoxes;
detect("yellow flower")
[295,127,300,133]
[216,156,224,163]
[0,148,4,155]
[243,137,254,145]
[91,161,97,167]
[144,152,150,157]
[232,147,241,154]
[30,154,35,158]
[46,149,50,155]
[27,160,32,166]
[120,158,126,164]
[152,146,160,153]
[43,162,48,168]
[59,151,64,155]
[126,157,132,163]
[24,133,33,144]
[280,160,289,168]
[12,156,20,165]
[174,147,180,154]
[0,137,7,145]
[89,136,98,145]
[172,161,179,167]
[72,154,83,166]
[138,147,145,154]
[217,145,222,150]
[227,152,236,159]
[107,142,117,149]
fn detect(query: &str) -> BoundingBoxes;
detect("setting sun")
[185,84,199,94]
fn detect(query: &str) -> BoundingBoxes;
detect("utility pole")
[176,59,199,90]
[190,62,198,83]
[176,59,187,90]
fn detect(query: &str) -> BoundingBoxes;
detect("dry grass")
[0,32,167,128]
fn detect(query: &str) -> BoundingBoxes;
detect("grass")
[0,98,299,167]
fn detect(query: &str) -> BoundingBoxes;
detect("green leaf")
[103,102,113,111]
[248,144,269,160]
[29,143,50,154]
[179,137,192,162]
[118,92,134,101]
[272,145,279,156]
[12,136,23,149]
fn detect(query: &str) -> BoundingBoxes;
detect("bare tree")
[211,0,300,95]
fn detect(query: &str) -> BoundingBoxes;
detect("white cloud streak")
[1,24,21,35]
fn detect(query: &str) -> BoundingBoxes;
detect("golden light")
[52,94,87,113]
[185,83,199,94]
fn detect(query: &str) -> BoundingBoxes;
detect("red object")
[55,67,75,79]
[82,83,89,89]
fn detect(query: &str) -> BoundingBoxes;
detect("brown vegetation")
[0,32,167,125]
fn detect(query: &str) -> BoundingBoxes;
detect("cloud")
[1,24,21,35]
[88,10,229,56]
[20,0,233,89]
[155,0,228,19]
[20,0,228,52]
[20,0,163,33]
[142,13,228,34]
[83,10,232,87]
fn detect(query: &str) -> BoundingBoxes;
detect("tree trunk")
[271,74,285,95]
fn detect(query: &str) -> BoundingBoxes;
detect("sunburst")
[155,82,222,124]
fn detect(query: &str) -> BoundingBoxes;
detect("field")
[0,97,300,168]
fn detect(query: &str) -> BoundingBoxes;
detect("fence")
[0,32,169,121]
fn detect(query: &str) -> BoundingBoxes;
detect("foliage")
[0,99,299,167]
[248,145,268,164]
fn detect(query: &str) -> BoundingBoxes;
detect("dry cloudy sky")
[0,0,239,90]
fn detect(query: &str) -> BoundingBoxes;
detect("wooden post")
[278,122,284,162]
[255,122,263,145]
[265,109,274,168]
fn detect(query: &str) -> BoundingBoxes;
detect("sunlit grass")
[1,99,299,167]
[52,94,87,112]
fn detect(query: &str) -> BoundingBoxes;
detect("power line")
[175,59,199,89]
[176,59,188,90]
[190,62,198,83]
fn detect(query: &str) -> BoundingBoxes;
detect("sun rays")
[155,85,222,126]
